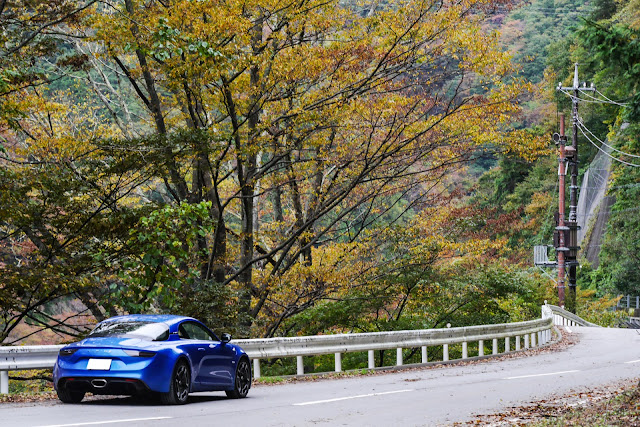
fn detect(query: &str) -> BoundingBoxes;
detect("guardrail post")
[335,353,342,372]
[368,350,375,369]
[443,344,449,361]
[253,359,261,379]
[396,348,403,366]
[462,342,468,359]
[515,335,520,351]
[492,338,498,355]
[505,337,510,352]
[297,356,304,375]
[1,371,8,394]
[531,333,536,347]
[478,340,484,356]
[421,346,427,363]
[524,334,530,349]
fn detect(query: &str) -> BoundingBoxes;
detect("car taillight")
[123,350,156,357]
[59,348,78,356]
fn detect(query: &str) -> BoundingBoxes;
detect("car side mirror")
[221,333,231,344]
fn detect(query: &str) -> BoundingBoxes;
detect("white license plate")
[87,358,112,370]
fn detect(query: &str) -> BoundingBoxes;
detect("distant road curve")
[1,327,638,426]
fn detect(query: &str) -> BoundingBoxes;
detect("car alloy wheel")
[226,358,251,398]
[161,360,190,405]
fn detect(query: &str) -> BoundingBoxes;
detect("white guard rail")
[1,312,557,394]
[616,295,640,310]
[239,318,552,378]
[543,303,601,328]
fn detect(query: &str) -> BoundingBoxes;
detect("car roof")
[100,314,197,327]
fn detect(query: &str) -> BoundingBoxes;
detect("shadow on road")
[80,393,229,406]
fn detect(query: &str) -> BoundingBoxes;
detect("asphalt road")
[2,326,639,426]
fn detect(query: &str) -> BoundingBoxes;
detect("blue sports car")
[53,314,251,404]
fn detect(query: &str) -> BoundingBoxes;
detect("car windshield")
[88,321,169,341]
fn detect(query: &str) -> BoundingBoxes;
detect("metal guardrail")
[618,317,640,329]
[0,312,557,393]
[0,345,65,394]
[617,295,640,310]
[238,318,553,377]
[0,345,64,371]
[544,303,601,328]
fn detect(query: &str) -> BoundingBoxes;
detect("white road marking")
[504,370,580,380]
[625,359,640,364]
[35,417,172,427]
[293,389,414,406]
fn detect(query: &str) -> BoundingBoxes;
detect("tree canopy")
[1,0,552,343]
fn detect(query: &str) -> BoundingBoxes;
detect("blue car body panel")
[53,315,250,395]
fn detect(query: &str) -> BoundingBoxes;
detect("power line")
[593,89,629,107]
[577,119,640,159]
[557,87,631,107]
[578,125,640,168]
[557,89,612,105]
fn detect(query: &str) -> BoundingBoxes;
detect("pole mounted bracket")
[534,245,558,267]
[564,145,576,159]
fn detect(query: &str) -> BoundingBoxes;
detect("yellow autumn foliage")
[2,0,550,337]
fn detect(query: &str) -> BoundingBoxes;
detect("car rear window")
[88,321,170,341]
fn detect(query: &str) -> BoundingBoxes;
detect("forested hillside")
[487,0,640,298]
[0,0,635,346]
[567,0,640,296]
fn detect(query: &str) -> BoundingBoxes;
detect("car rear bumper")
[54,359,175,393]
[57,376,151,395]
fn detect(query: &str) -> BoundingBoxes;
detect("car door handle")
[198,348,205,351]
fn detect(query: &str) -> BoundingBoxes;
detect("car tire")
[226,358,251,399]
[160,360,191,405]
[57,387,85,403]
